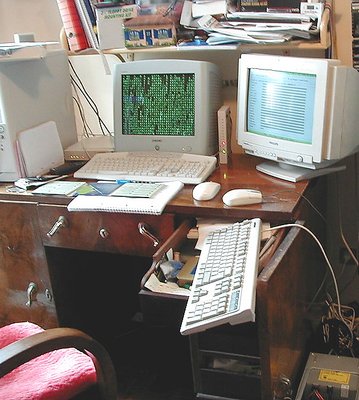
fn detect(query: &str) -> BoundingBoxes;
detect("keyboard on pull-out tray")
[180,218,262,335]
[74,151,218,185]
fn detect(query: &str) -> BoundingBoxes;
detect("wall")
[332,0,352,64]
[325,1,359,305]
[0,0,62,42]
[0,2,114,140]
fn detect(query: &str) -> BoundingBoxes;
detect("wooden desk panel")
[37,205,176,256]
[166,154,308,222]
[140,217,325,400]
[256,223,324,400]
[0,200,57,329]
[0,154,324,400]
[0,154,309,223]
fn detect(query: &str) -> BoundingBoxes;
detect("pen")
[41,174,71,183]
[116,180,136,184]
[14,174,71,190]
[27,175,63,181]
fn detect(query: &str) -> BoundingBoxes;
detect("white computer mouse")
[222,189,262,206]
[193,181,221,201]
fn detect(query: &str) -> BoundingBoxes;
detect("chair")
[0,322,118,400]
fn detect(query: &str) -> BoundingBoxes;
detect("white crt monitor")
[0,47,77,182]
[237,54,359,182]
[113,59,222,156]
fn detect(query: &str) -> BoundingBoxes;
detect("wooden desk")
[0,154,325,400]
[164,154,308,221]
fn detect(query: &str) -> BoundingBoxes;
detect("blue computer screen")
[247,68,316,144]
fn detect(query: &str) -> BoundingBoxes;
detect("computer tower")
[295,353,359,400]
[0,46,77,181]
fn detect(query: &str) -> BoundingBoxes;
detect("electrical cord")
[266,190,326,223]
[337,258,359,296]
[266,190,328,310]
[322,297,356,356]
[70,74,111,136]
[308,388,325,400]
[268,166,359,292]
[334,167,359,268]
[68,59,111,136]
[324,0,336,59]
[263,223,354,350]
[339,223,358,267]
[72,87,94,138]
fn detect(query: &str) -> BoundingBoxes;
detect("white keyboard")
[180,219,262,335]
[74,151,218,184]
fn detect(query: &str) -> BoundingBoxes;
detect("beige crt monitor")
[237,54,359,182]
[113,59,222,156]
[0,46,77,182]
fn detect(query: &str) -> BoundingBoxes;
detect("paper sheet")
[144,274,190,296]
[192,0,227,18]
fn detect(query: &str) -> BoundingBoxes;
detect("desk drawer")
[195,368,261,400]
[139,219,195,327]
[138,218,284,327]
[37,204,175,257]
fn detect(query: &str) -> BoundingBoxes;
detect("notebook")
[67,181,184,215]
[32,181,86,196]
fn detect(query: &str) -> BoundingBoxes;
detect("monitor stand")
[256,161,346,182]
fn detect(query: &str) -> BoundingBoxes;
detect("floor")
[55,250,196,399]
[105,321,196,400]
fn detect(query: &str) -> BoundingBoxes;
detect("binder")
[74,0,99,49]
[67,181,184,215]
[57,0,89,51]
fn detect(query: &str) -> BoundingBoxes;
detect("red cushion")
[0,322,97,400]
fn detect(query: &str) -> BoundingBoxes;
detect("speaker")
[217,105,232,164]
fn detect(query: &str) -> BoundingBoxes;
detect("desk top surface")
[0,154,312,223]
[167,154,310,222]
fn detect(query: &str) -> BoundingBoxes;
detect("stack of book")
[238,0,301,13]
[56,0,323,51]
[57,0,98,51]
[57,0,178,51]
[57,0,135,51]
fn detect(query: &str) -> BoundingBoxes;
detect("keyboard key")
[74,151,218,185]
[180,219,262,335]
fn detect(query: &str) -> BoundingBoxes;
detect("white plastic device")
[218,105,232,164]
[113,59,222,156]
[193,181,221,201]
[237,54,359,182]
[222,189,262,206]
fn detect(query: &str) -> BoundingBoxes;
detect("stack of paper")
[180,2,320,45]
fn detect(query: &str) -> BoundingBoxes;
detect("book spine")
[238,0,268,12]
[57,0,89,52]
[82,0,97,27]
[74,0,99,49]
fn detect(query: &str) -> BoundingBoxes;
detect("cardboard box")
[95,4,138,49]
[124,15,177,47]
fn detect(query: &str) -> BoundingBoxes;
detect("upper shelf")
[65,8,330,57]
[105,8,331,55]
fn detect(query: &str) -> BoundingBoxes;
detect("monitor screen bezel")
[113,59,220,156]
[237,54,334,166]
